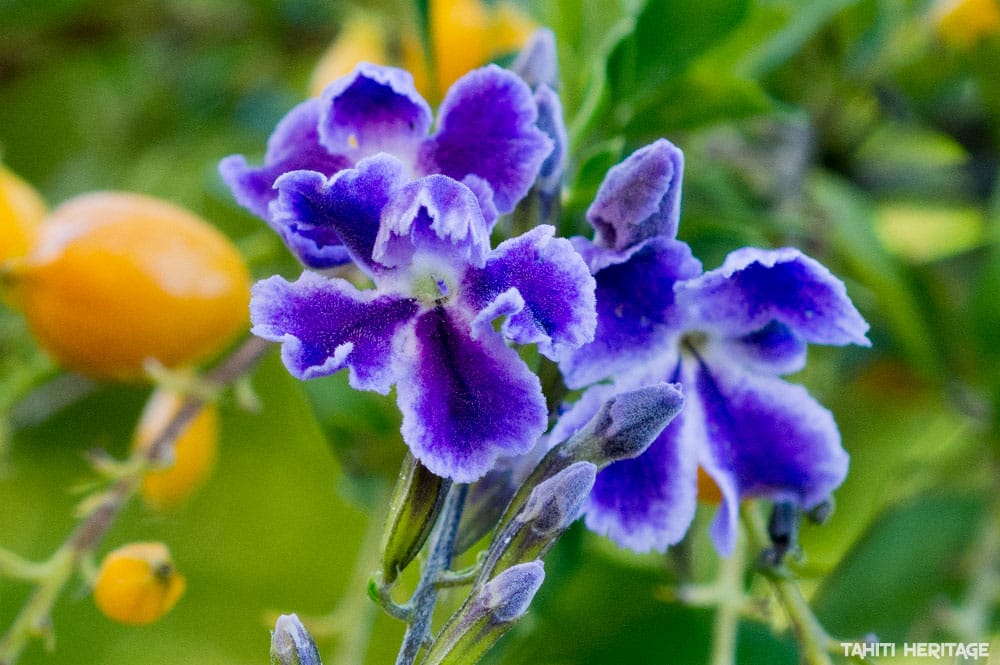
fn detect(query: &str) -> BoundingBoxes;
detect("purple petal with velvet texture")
[373,175,490,272]
[559,237,702,389]
[270,155,406,271]
[462,225,596,359]
[715,320,808,376]
[421,65,552,213]
[587,139,684,251]
[251,272,419,392]
[676,247,871,347]
[397,306,546,482]
[318,64,432,161]
[690,357,849,555]
[459,175,499,230]
[585,400,699,553]
[220,99,350,219]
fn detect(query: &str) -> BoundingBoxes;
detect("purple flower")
[252,176,596,482]
[553,140,870,555]
[220,63,552,270]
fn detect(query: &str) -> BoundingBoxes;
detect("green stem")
[741,503,835,665]
[709,530,747,665]
[0,336,271,665]
[938,480,1000,641]
[395,484,468,665]
[566,16,637,153]
[0,547,75,664]
[326,484,391,665]
[0,549,51,582]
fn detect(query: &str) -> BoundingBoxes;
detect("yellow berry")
[133,389,219,511]
[7,192,251,380]
[935,0,1000,47]
[93,542,186,626]
[309,14,389,97]
[427,0,536,96]
[0,163,46,265]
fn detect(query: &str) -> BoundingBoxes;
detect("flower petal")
[318,64,432,163]
[690,357,850,555]
[422,65,552,213]
[716,320,808,376]
[250,272,419,392]
[587,139,684,251]
[462,225,596,359]
[551,383,698,553]
[396,306,546,482]
[559,237,702,389]
[270,155,407,270]
[220,98,350,219]
[676,247,871,347]
[373,175,491,273]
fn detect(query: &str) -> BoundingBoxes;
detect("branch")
[0,336,272,665]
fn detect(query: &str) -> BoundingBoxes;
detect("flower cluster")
[551,140,870,554]
[221,60,869,555]
[222,63,594,482]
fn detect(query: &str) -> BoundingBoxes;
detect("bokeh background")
[1,0,999,663]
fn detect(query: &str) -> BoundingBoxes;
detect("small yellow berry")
[934,0,1000,47]
[93,542,186,626]
[7,192,251,380]
[310,1,537,102]
[403,0,537,99]
[309,14,389,98]
[133,389,219,511]
[0,163,46,265]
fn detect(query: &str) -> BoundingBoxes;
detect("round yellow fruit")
[134,389,219,511]
[0,163,46,265]
[93,542,186,626]
[8,192,251,380]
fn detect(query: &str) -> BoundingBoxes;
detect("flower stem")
[709,529,747,665]
[740,503,835,665]
[394,483,468,665]
[0,336,271,665]
[324,484,390,665]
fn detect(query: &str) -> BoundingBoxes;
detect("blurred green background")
[1,0,999,663]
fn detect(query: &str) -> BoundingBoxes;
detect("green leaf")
[536,0,646,150]
[735,0,860,78]
[874,202,986,263]
[302,371,406,482]
[812,493,986,642]
[806,172,944,378]
[482,530,796,665]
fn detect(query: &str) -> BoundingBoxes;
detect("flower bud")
[379,453,450,585]
[489,462,595,576]
[566,382,685,465]
[532,85,567,223]
[422,562,545,665]
[271,614,323,665]
[511,28,559,90]
[501,383,683,528]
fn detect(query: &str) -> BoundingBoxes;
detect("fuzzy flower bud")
[423,562,545,665]
[271,614,323,665]
[563,382,686,466]
[486,462,596,578]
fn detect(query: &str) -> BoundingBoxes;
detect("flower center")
[680,331,709,356]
